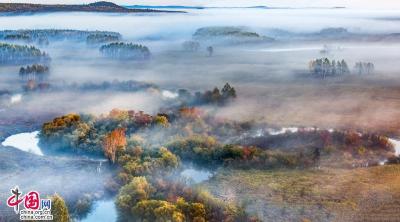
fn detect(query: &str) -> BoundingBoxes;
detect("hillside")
[0,1,183,14]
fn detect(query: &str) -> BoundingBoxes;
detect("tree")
[87,33,120,45]
[309,58,350,78]
[211,87,221,103]
[108,108,129,121]
[340,60,350,75]
[100,42,150,60]
[221,83,237,99]
[172,211,186,222]
[154,115,169,128]
[116,177,153,213]
[132,200,186,222]
[103,128,127,163]
[355,62,374,75]
[207,46,213,57]
[182,41,200,52]
[19,64,49,81]
[51,194,70,222]
[158,147,179,171]
[0,43,50,65]
[190,203,206,221]
[178,89,191,101]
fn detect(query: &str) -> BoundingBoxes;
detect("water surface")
[81,200,117,222]
[1,131,43,155]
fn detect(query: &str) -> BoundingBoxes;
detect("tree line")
[100,42,151,60]
[0,43,50,65]
[309,58,375,78]
[19,64,49,81]
[177,83,237,106]
[0,29,121,45]
[86,33,120,45]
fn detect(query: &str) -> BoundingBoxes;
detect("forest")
[100,42,151,60]
[0,43,50,65]
[193,26,273,44]
[0,29,121,45]
[37,99,397,221]
[87,33,121,45]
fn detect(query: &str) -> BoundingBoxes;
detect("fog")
[0,8,399,128]
[0,7,400,221]
[0,9,399,37]
[0,146,112,218]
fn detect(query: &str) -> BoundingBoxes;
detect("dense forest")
[0,43,50,65]
[4,34,32,43]
[193,26,274,44]
[87,33,121,45]
[100,42,151,60]
[194,27,261,39]
[0,29,122,45]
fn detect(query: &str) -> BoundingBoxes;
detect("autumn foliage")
[179,107,203,119]
[103,128,127,163]
[42,113,81,136]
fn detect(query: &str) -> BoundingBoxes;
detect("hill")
[0,1,183,14]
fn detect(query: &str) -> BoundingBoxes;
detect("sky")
[0,0,398,9]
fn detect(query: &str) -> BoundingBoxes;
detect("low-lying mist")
[0,6,399,222]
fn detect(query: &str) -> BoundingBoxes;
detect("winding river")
[1,128,399,221]
[3,128,400,162]
[81,200,117,222]
[1,131,117,222]
[1,130,213,221]
[1,131,43,155]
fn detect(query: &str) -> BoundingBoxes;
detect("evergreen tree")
[222,83,237,99]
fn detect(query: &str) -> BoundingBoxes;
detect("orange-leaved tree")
[103,128,127,163]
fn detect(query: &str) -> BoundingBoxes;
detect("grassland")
[205,165,400,221]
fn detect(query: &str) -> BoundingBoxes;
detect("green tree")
[211,87,221,103]
[154,115,169,127]
[158,147,179,171]
[51,194,70,222]
[116,177,153,213]
[133,200,182,222]
[190,203,206,221]
[221,83,236,99]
